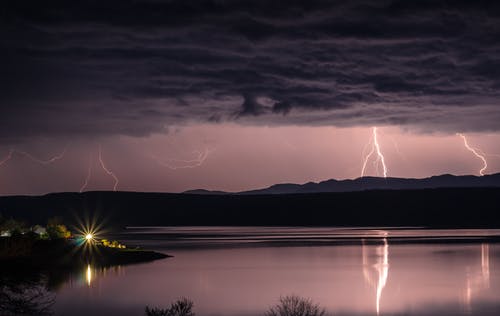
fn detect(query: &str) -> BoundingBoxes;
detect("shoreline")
[0,237,170,271]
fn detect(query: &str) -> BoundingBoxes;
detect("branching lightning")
[0,146,68,194]
[15,146,68,165]
[80,154,93,193]
[98,146,119,191]
[361,140,375,177]
[390,136,408,162]
[457,133,488,176]
[0,146,67,168]
[152,148,214,170]
[361,127,388,178]
[0,149,14,168]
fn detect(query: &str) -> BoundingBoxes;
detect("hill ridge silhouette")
[183,173,500,195]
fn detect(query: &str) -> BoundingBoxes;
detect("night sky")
[1,0,500,195]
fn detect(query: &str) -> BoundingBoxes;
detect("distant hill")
[1,187,499,229]
[2,174,500,229]
[183,173,500,195]
[183,189,228,195]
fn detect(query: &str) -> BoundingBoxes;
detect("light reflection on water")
[86,264,92,287]
[58,265,125,290]
[362,232,389,315]
[53,228,500,316]
[464,243,491,313]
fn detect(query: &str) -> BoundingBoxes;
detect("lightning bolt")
[98,146,119,191]
[152,148,213,170]
[80,153,93,193]
[361,127,388,178]
[0,149,14,167]
[15,145,68,165]
[361,139,375,177]
[457,133,487,176]
[0,146,67,167]
[389,136,408,163]
[1,147,67,194]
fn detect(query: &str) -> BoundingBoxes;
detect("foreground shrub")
[0,277,55,316]
[265,295,326,316]
[145,298,194,316]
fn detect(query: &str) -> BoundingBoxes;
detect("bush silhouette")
[46,218,70,239]
[145,298,194,316]
[0,277,55,316]
[265,295,326,316]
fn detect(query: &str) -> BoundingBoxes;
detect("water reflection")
[86,264,92,287]
[76,264,125,288]
[463,244,491,312]
[482,244,490,288]
[362,232,389,315]
[40,228,500,316]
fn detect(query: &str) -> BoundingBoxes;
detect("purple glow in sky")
[0,125,499,195]
[1,1,500,195]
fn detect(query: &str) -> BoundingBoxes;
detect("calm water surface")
[53,227,500,316]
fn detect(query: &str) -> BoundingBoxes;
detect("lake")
[52,227,500,316]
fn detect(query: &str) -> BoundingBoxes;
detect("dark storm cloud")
[236,95,266,117]
[2,0,500,142]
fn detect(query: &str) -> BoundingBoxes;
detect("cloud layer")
[2,0,500,141]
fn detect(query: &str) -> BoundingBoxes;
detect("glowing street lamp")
[85,233,94,242]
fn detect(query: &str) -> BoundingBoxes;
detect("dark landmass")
[0,187,499,229]
[185,173,500,195]
[0,237,169,316]
[184,189,229,195]
[0,236,169,270]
